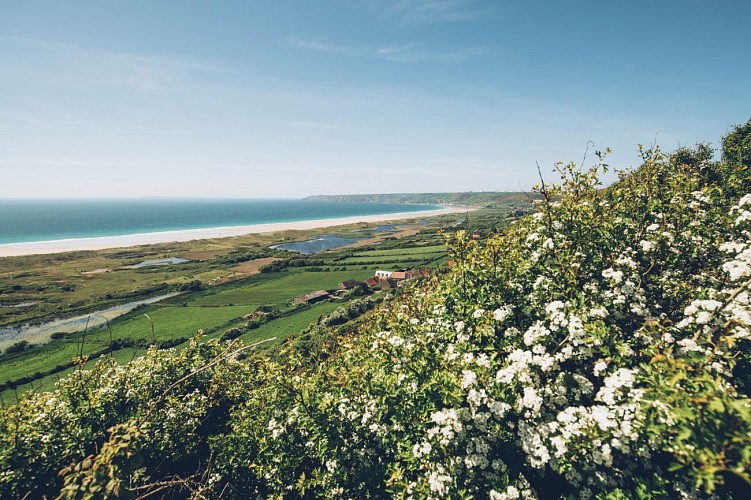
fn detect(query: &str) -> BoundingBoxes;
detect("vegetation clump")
[3,340,31,355]
[2,121,751,498]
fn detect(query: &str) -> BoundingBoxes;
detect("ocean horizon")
[0,199,441,245]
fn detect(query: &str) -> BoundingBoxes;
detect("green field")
[0,206,519,403]
[108,305,251,341]
[0,305,249,386]
[0,348,142,404]
[352,244,447,257]
[1,300,349,403]
[233,300,345,346]
[190,270,373,306]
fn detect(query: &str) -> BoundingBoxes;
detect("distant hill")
[304,191,541,207]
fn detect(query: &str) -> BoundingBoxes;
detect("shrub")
[4,340,31,355]
[220,328,243,341]
[178,280,204,292]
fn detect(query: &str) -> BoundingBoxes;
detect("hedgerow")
[2,121,751,498]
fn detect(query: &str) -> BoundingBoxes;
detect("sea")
[0,199,440,245]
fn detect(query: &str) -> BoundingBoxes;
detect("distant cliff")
[304,191,540,207]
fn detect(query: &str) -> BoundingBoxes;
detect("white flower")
[725,260,751,280]
[412,441,432,458]
[493,305,513,322]
[461,370,477,388]
[695,311,713,325]
[268,418,285,439]
[592,443,613,466]
[545,300,565,315]
[475,353,491,368]
[488,400,511,418]
[427,466,452,495]
[473,309,486,319]
[590,307,608,318]
[596,368,637,405]
[602,268,624,283]
[521,387,543,413]
[467,389,486,407]
[720,241,746,254]
[738,193,751,207]
[677,338,704,353]
[524,321,550,346]
[491,485,520,499]
[593,360,608,377]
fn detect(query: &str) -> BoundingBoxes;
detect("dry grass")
[231,257,280,276]
[176,247,234,261]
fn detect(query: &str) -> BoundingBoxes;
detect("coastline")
[0,205,472,257]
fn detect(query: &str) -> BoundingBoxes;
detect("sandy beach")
[0,206,472,257]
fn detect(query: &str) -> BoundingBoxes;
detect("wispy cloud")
[285,38,489,63]
[349,0,494,24]
[286,39,358,55]
[376,43,489,62]
[3,36,226,73]
[2,35,228,92]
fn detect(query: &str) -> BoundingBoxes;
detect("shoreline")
[0,206,472,257]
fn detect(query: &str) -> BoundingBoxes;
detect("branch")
[141,337,276,422]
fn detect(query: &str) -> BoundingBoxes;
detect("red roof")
[365,277,380,287]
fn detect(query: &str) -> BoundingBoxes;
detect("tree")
[4,340,31,355]
[722,118,751,167]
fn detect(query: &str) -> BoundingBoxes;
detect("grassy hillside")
[304,191,541,208]
[2,122,751,498]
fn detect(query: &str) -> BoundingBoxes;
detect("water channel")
[0,292,183,351]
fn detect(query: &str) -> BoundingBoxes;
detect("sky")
[1,0,750,198]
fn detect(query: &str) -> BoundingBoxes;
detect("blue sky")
[1,0,749,198]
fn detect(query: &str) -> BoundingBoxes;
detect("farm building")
[375,270,392,278]
[364,277,380,288]
[338,279,360,290]
[294,290,330,305]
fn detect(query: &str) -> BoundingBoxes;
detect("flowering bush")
[2,121,751,498]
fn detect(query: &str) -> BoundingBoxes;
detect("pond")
[356,225,396,234]
[271,234,366,254]
[121,257,190,269]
